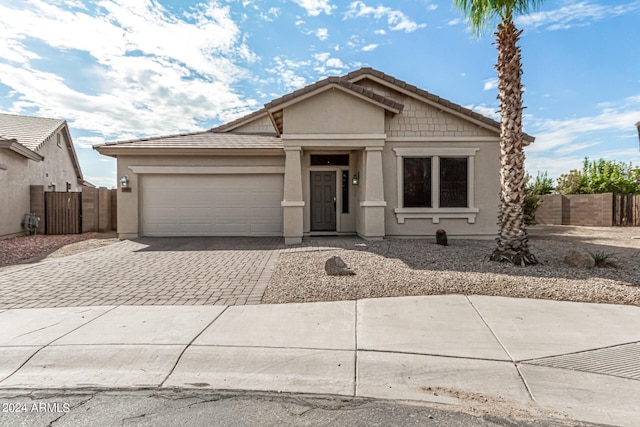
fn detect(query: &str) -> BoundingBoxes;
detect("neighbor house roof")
[0,136,44,161]
[0,113,84,181]
[94,131,283,154]
[0,113,66,152]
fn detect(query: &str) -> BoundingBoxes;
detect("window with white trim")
[394,147,479,224]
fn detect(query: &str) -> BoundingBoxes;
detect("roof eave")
[95,146,285,156]
[265,83,403,115]
[0,139,44,161]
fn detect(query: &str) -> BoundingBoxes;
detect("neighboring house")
[0,114,84,238]
[95,68,534,244]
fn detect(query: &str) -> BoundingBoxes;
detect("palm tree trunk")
[490,18,538,266]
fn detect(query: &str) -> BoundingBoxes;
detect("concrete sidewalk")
[0,295,638,426]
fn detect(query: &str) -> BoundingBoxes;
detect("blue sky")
[0,0,638,188]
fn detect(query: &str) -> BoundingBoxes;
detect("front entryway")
[310,171,336,231]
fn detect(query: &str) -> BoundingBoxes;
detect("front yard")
[263,225,640,306]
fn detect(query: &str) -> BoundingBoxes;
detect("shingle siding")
[386,94,497,138]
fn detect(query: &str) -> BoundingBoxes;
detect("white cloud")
[312,53,351,75]
[374,29,386,35]
[361,44,378,52]
[447,18,462,26]
[75,136,106,150]
[290,0,336,16]
[0,0,259,139]
[326,58,346,69]
[313,52,331,62]
[483,78,498,91]
[266,57,309,91]
[314,27,329,40]
[345,1,426,33]
[259,7,281,21]
[466,104,500,121]
[516,1,640,31]
[527,96,640,154]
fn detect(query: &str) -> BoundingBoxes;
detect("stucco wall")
[115,153,285,238]
[29,130,81,192]
[233,115,276,134]
[283,89,385,134]
[1,130,80,238]
[382,140,501,238]
[0,150,31,237]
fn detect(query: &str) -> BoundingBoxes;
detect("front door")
[310,171,336,231]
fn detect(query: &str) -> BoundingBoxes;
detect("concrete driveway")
[0,237,287,309]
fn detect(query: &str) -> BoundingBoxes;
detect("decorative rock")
[436,229,448,246]
[325,256,355,276]
[564,249,595,269]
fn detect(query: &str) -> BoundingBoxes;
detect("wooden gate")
[613,194,640,226]
[45,192,82,234]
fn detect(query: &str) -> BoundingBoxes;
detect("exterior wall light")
[352,172,360,185]
[120,174,130,188]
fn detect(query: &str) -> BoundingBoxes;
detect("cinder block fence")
[536,193,614,227]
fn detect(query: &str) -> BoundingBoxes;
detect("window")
[310,154,349,166]
[341,170,349,213]
[393,147,479,224]
[403,158,431,207]
[56,134,61,148]
[440,158,467,208]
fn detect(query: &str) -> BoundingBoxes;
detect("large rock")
[564,249,595,269]
[325,256,355,276]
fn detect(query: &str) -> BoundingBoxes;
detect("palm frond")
[452,0,544,36]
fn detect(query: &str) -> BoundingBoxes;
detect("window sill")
[394,207,479,224]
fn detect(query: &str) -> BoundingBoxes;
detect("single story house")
[0,114,84,238]
[95,68,533,244]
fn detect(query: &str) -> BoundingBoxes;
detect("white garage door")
[141,174,283,236]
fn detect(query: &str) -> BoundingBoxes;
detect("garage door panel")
[141,174,283,237]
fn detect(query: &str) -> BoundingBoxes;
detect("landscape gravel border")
[263,226,640,306]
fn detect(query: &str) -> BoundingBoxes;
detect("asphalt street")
[0,390,606,427]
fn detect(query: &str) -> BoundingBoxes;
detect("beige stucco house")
[95,68,533,244]
[0,114,84,238]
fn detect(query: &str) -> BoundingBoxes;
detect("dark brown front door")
[310,171,336,231]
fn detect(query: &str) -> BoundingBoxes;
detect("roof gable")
[210,67,534,143]
[345,68,534,143]
[0,113,84,181]
[0,113,65,151]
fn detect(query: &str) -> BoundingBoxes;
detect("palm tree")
[453,0,542,266]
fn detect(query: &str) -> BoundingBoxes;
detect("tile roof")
[263,76,405,112]
[345,67,534,142]
[212,67,534,143]
[0,113,66,151]
[210,77,404,134]
[95,131,283,149]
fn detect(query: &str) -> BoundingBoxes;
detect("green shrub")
[588,250,617,268]
[557,158,640,195]
[524,172,554,225]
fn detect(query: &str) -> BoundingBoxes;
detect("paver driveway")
[0,237,286,308]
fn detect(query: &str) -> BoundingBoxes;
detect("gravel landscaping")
[263,225,640,306]
[0,232,118,271]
